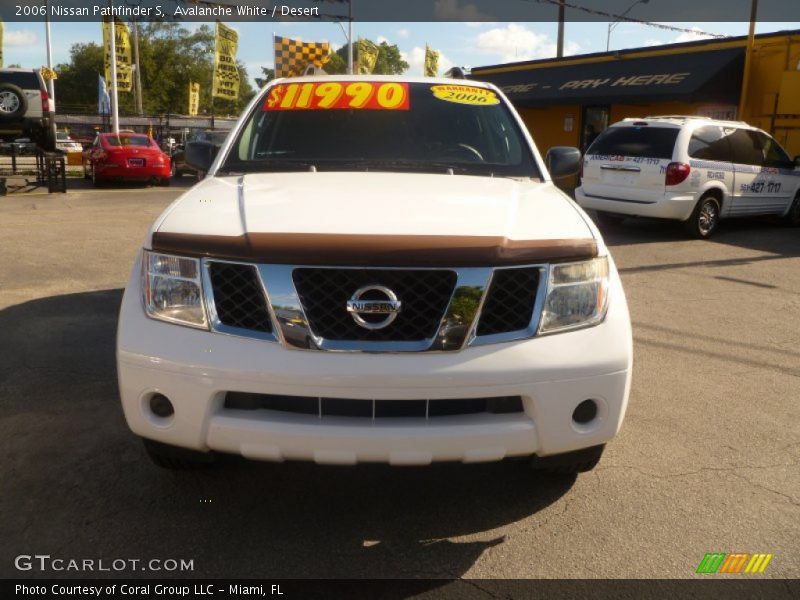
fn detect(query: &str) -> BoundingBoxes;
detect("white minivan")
[576,117,800,238]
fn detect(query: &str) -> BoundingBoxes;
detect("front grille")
[293,268,457,342]
[476,268,540,336]
[224,392,523,418]
[208,262,273,333]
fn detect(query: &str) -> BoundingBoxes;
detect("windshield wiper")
[314,159,476,175]
[221,160,318,174]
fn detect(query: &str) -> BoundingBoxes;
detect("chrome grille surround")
[201,260,549,352]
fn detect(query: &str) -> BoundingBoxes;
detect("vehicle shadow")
[0,289,575,582]
[596,212,800,258]
[66,177,197,192]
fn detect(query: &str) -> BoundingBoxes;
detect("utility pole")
[109,18,120,134]
[347,0,354,75]
[556,0,565,58]
[132,18,143,115]
[738,0,758,119]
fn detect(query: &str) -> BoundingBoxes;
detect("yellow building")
[472,29,800,158]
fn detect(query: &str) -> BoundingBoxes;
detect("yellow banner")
[188,82,200,116]
[40,66,58,80]
[213,22,240,101]
[273,36,332,78]
[102,19,133,93]
[356,39,379,75]
[424,45,440,78]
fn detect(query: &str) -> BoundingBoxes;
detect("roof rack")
[642,115,749,126]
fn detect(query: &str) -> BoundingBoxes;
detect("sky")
[3,20,800,87]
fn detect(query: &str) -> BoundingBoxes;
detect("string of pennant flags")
[6,17,445,116]
[536,0,727,39]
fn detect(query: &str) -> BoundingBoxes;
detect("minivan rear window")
[586,126,679,159]
[2,72,40,89]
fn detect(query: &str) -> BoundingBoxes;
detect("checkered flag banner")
[274,35,332,78]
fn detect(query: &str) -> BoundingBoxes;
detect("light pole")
[334,16,354,75]
[45,0,54,103]
[606,0,649,51]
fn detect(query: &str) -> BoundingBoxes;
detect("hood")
[150,172,597,265]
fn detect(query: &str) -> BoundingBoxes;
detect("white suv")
[0,68,56,150]
[117,76,632,474]
[576,117,800,238]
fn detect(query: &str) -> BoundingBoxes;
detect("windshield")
[221,81,540,178]
[105,135,152,148]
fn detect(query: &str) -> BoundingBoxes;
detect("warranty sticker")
[431,85,500,106]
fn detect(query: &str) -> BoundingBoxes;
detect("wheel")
[91,166,103,188]
[0,83,28,121]
[531,444,605,475]
[34,122,57,152]
[684,194,721,239]
[593,211,626,228]
[142,439,216,470]
[782,194,800,227]
[160,177,171,187]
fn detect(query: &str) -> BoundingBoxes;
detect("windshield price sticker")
[264,82,410,111]
[431,85,499,106]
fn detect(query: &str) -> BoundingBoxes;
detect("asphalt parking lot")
[1,181,798,581]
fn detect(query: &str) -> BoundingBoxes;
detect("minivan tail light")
[40,90,50,113]
[665,162,691,186]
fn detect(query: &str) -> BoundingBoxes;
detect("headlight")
[539,256,609,333]
[141,250,208,329]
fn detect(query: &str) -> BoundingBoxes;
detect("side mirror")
[545,146,582,179]
[185,141,219,173]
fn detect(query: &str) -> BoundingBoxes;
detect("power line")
[536,0,727,39]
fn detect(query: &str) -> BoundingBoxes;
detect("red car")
[83,133,171,186]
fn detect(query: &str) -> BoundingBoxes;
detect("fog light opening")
[149,393,174,418]
[572,399,598,425]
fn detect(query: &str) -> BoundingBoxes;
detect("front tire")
[684,194,721,239]
[782,194,800,227]
[531,444,605,475]
[142,439,216,470]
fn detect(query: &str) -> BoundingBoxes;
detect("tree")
[372,41,409,75]
[325,39,408,75]
[254,67,275,88]
[53,22,256,116]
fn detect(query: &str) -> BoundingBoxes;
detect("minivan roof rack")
[639,115,750,126]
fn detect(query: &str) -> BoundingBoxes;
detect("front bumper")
[576,187,697,221]
[117,254,633,465]
[96,164,170,181]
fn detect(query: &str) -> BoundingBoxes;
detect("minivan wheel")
[684,195,720,239]
[142,439,216,470]
[783,194,800,227]
[594,211,626,228]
